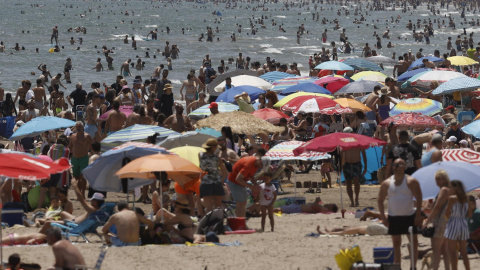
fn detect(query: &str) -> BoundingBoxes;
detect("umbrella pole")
[294,160,298,200]
[338,148,346,218]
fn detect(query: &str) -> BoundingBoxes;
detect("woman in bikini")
[187,92,207,114]
[157,201,195,243]
[180,74,198,107]
[257,94,266,109]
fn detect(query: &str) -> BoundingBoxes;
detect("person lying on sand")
[1,232,47,245]
[316,223,388,236]
[273,197,338,214]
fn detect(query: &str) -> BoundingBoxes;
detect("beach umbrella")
[115,153,204,186]
[462,120,480,138]
[9,116,75,141]
[314,76,350,93]
[279,82,331,95]
[396,68,432,82]
[215,85,265,103]
[101,124,180,151]
[409,70,467,88]
[292,100,352,115]
[400,70,432,89]
[157,131,215,149]
[252,108,290,124]
[280,95,341,112]
[442,149,480,166]
[188,102,239,119]
[335,80,383,94]
[293,132,387,154]
[431,77,480,95]
[0,153,70,180]
[207,69,258,93]
[389,98,443,116]
[214,75,271,92]
[274,92,333,108]
[342,58,383,71]
[412,161,480,200]
[196,111,284,135]
[350,71,387,82]
[314,61,354,71]
[365,55,399,64]
[195,127,222,137]
[259,71,298,83]
[379,112,444,128]
[265,140,330,161]
[83,142,170,192]
[334,98,372,113]
[270,76,319,92]
[448,56,479,66]
[407,56,444,71]
[170,146,205,167]
[98,106,133,121]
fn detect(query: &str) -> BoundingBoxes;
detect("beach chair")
[52,202,116,243]
[75,245,109,270]
[76,105,86,122]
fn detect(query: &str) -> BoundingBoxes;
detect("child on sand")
[320,159,334,188]
[34,196,63,227]
[444,180,472,270]
[259,172,277,232]
[40,101,50,116]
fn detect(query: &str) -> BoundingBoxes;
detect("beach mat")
[225,229,256,235]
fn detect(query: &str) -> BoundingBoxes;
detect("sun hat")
[380,88,391,96]
[164,83,173,89]
[202,138,218,149]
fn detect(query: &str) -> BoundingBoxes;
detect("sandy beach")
[2,170,479,270]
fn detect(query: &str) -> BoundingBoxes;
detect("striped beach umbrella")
[274,92,333,108]
[442,149,480,166]
[432,76,480,95]
[396,68,432,82]
[389,98,443,116]
[270,76,319,92]
[259,71,298,83]
[342,58,383,71]
[265,140,330,161]
[410,70,467,89]
[101,124,180,151]
[189,102,239,119]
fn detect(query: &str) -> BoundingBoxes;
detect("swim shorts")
[84,124,97,138]
[110,236,141,247]
[200,182,225,198]
[343,162,362,180]
[71,155,89,178]
[280,204,302,214]
[388,214,418,235]
[226,180,247,203]
[35,101,43,110]
[19,100,25,106]
[122,71,129,77]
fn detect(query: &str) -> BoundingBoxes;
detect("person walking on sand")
[341,127,367,207]
[378,158,423,268]
[68,122,93,198]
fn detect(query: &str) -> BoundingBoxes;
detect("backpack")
[196,208,225,235]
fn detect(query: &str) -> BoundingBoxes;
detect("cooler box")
[373,247,394,264]
[2,209,26,226]
[227,217,246,231]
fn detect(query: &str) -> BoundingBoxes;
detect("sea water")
[0,0,475,99]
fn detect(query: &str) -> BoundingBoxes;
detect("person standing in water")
[51,26,59,45]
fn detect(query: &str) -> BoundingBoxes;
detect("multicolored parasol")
[273,92,333,108]
[270,76,319,92]
[380,112,444,128]
[389,98,443,116]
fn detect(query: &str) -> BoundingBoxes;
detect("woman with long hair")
[257,94,266,109]
[265,91,279,109]
[221,126,235,151]
[1,93,17,117]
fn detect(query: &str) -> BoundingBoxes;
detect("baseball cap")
[208,102,218,109]
[445,105,455,111]
[343,127,353,133]
[91,193,105,201]
[447,136,457,142]
[459,139,468,146]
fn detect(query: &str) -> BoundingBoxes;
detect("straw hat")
[202,138,218,149]
[164,84,173,90]
[380,87,391,96]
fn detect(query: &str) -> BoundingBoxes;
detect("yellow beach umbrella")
[170,146,205,167]
[274,91,333,108]
[334,98,372,113]
[447,56,479,66]
[351,71,387,82]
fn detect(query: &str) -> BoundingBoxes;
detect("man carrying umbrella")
[341,127,367,207]
[68,122,93,198]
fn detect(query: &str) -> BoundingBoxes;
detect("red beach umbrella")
[0,153,71,181]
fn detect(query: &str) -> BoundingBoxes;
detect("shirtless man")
[120,59,132,77]
[102,201,153,247]
[68,122,93,198]
[105,53,114,70]
[21,100,39,123]
[14,80,31,110]
[125,104,141,127]
[393,56,409,77]
[146,97,159,119]
[236,53,245,69]
[46,227,86,269]
[422,58,436,69]
[164,41,171,58]
[218,136,239,165]
[164,104,192,133]
[365,85,381,111]
[93,58,103,72]
[180,74,198,106]
[50,74,67,90]
[385,77,401,99]
[104,101,126,135]
[152,64,164,80]
[84,94,100,138]
[32,79,46,110]
[274,197,338,214]
[51,26,59,45]
[342,128,367,207]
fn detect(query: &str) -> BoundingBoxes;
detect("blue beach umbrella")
[342,58,383,71]
[407,56,444,71]
[259,71,298,83]
[279,82,330,95]
[432,76,480,95]
[189,102,239,119]
[314,61,354,71]
[396,68,432,82]
[216,85,265,103]
[400,70,431,89]
[336,80,383,94]
[101,124,179,151]
[461,120,480,138]
[9,116,76,141]
[83,142,170,192]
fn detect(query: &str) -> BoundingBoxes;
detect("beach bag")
[197,208,225,235]
[377,166,387,183]
[335,245,363,270]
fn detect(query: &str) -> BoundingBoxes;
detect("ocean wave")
[145,25,158,28]
[259,44,273,48]
[276,36,288,40]
[263,48,284,54]
[275,15,286,18]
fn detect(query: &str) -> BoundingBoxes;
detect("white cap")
[91,193,105,201]
[459,139,468,146]
[447,136,457,142]
[343,127,353,133]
